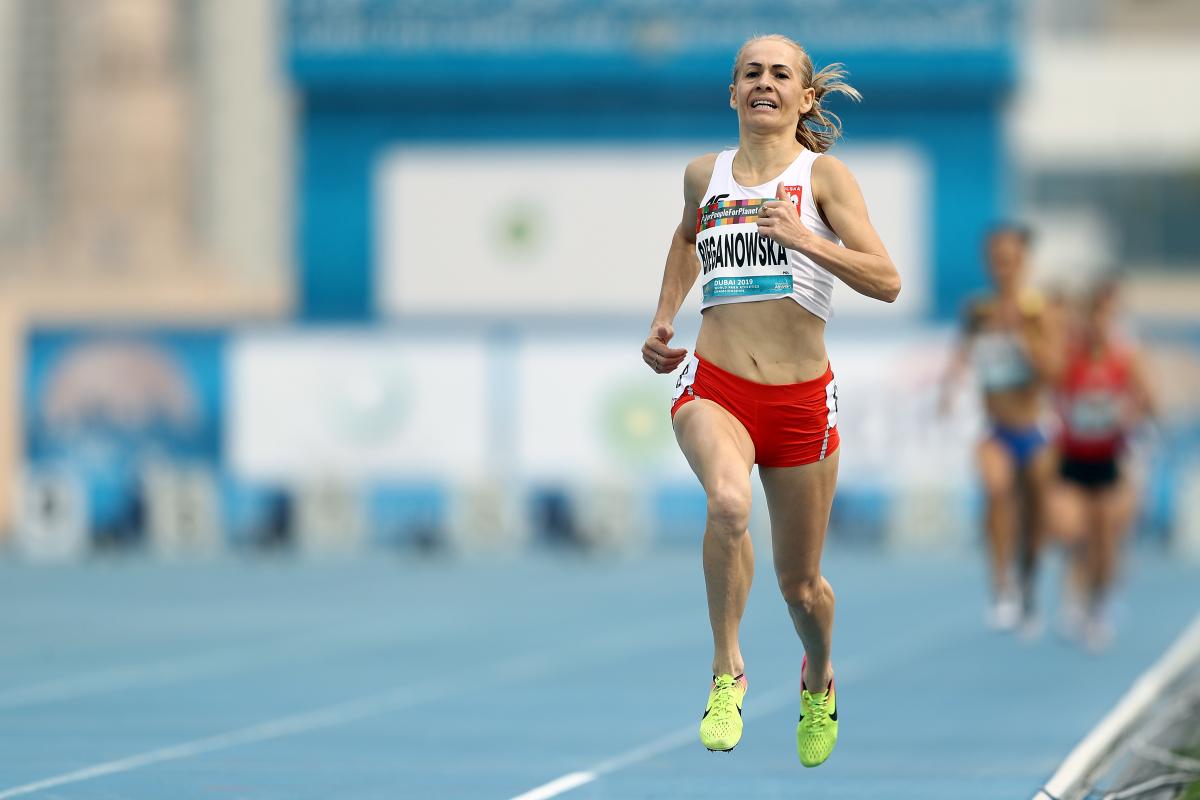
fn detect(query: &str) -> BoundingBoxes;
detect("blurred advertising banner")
[516,339,691,482]
[22,330,225,538]
[826,330,979,549]
[228,333,489,482]
[377,147,699,318]
[376,145,928,319]
[833,146,929,317]
[513,329,971,484]
[827,329,978,490]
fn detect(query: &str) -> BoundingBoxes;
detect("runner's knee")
[779,575,829,616]
[706,481,751,536]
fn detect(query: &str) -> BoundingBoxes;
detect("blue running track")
[0,546,1196,799]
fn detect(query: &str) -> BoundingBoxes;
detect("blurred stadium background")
[0,1,1197,799]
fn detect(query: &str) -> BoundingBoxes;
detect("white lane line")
[0,614,703,800]
[508,678,806,800]
[1034,612,1200,800]
[509,773,598,800]
[0,652,543,800]
[506,608,975,800]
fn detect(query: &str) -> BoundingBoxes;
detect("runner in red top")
[1051,280,1156,652]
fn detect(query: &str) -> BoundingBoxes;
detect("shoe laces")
[801,689,831,734]
[708,675,740,721]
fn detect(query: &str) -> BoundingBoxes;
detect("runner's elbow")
[878,270,901,303]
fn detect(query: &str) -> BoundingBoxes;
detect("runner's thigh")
[673,399,755,494]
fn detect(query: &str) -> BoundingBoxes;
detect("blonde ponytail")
[732,35,862,153]
[800,62,861,153]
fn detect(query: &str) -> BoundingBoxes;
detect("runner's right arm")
[643,154,716,374]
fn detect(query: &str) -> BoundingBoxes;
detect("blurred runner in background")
[1050,279,1157,653]
[941,226,1062,637]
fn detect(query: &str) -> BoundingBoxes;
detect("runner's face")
[729,41,814,133]
[986,232,1027,289]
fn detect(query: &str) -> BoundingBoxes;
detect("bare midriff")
[696,298,829,385]
[983,385,1043,429]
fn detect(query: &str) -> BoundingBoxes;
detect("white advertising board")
[228,333,489,481]
[376,144,928,319]
[377,147,698,318]
[515,339,692,482]
[825,329,980,488]
[832,145,929,318]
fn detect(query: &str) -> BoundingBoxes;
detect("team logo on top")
[783,185,803,207]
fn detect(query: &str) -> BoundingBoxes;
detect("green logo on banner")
[599,380,674,466]
[492,199,545,263]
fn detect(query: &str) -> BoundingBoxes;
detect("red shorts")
[670,354,840,468]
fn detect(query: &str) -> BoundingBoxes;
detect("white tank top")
[695,148,840,321]
[972,331,1034,391]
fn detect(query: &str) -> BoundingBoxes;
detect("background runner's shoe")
[699,673,746,752]
[797,660,838,767]
[987,587,1021,631]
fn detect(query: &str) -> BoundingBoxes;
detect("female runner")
[941,227,1061,636]
[641,34,899,766]
[1052,280,1156,652]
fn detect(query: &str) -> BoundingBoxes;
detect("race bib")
[1067,391,1121,438]
[973,332,1033,391]
[696,199,793,302]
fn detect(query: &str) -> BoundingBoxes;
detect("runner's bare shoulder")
[684,153,720,207]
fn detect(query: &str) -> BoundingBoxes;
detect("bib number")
[1068,392,1121,438]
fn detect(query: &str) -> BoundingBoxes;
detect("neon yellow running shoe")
[797,660,837,767]
[699,673,746,752]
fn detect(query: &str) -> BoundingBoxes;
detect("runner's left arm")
[755,155,900,303]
